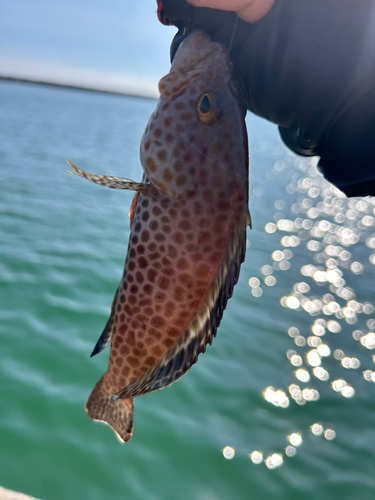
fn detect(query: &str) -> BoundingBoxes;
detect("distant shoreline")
[0,75,157,101]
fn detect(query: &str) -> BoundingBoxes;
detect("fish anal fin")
[85,375,134,443]
[114,209,248,400]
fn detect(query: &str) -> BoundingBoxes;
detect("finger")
[186,0,275,23]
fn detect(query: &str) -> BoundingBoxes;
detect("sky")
[0,0,177,97]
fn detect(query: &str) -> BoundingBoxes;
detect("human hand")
[186,0,275,23]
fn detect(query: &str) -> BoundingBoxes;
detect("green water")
[1,80,375,500]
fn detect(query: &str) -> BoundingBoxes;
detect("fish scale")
[68,30,250,442]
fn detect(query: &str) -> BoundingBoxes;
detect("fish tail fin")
[66,161,150,193]
[85,375,134,442]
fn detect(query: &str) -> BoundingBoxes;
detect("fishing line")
[228,15,239,55]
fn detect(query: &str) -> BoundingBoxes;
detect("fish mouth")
[174,29,228,71]
[158,29,231,100]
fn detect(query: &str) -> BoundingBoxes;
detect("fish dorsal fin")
[112,210,248,400]
[91,287,119,357]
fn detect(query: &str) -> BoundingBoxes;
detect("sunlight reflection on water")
[223,153,375,469]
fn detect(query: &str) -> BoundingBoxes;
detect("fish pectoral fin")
[85,375,134,443]
[67,161,151,193]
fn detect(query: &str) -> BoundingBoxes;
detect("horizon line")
[0,75,158,101]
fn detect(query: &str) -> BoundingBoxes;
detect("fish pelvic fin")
[67,161,153,194]
[85,375,134,443]
[90,317,113,357]
[91,287,120,357]
[246,207,252,229]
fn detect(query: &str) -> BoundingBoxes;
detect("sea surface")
[1,80,375,500]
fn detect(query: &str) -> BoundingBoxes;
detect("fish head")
[140,30,248,199]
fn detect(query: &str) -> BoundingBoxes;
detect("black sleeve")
[160,0,375,197]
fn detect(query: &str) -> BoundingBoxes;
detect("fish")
[67,29,250,442]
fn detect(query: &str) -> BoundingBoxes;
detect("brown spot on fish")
[149,251,161,261]
[163,337,174,348]
[145,356,156,365]
[135,272,144,284]
[172,232,184,245]
[127,330,135,346]
[164,301,175,317]
[120,345,130,355]
[176,175,187,186]
[128,295,137,305]
[164,117,172,127]
[141,211,150,222]
[161,256,172,267]
[183,152,193,162]
[157,149,167,161]
[173,160,183,172]
[151,315,165,329]
[141,230,150,243]
[155,233,166,243]
[154,128,162,138]
[176,258,189,270]
[146,157,157,172]
[152,345,163,357]
[167,245,178,258]
[166,133,174,143]
[128,355,140,367]
[182,113,193,121]
[168,208,178,220]
[197,231,211,245]
[138,256,148,269]
[163,168,173,183]
[173,286,186,302]
[143,283,153,295]
[147,269,158,283]
[158,276,169,291]
[175,102,185,110]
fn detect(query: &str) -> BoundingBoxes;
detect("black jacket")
[159,0,375,197]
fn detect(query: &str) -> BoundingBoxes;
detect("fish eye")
[198,94,211,115]
[197,92,223,125]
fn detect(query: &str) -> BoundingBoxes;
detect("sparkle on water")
[234,154,375,470]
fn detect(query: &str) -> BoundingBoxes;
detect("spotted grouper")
[67,30,251,442]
